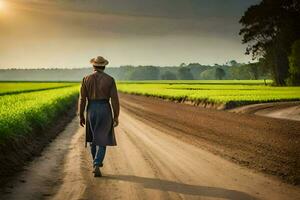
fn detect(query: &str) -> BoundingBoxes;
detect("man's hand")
[80,117,86,127]
[113,118,119,127]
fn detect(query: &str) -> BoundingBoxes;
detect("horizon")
[0,61,254,70]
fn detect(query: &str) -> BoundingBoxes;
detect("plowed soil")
[119,93,300,184]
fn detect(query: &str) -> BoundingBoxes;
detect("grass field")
[117,80,300,108]
[0,82,78,95]
[0,83,79,142]
[1,80,299,141]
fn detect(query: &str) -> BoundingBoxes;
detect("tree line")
[0,61,270,81]
[107,61,269,80]
[239,0,300,86]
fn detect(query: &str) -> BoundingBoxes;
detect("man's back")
[82,71,114,100]
[79,70,119,125]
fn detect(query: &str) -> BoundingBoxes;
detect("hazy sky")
[0,0,260,68]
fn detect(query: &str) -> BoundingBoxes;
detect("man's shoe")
[93,166,102,177]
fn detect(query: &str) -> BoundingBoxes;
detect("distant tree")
[239,0,300,85]
[247,63,259,80]
[119,65,135,80]
[215,68,226,80]
[161,71,177,80]
[180,63,187,67]
[257,58,271,78]
[187,63,210,79]
[287,40,300,85]
[199,68,215,80]
[227,64,255,80]
[129,66,160,80]
[177,67,194,80]
[229,60,238,67]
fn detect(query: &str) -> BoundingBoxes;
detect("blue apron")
[86,99,117,147]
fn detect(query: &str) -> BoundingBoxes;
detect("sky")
[0,0,261,68]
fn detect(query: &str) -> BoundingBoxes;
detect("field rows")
[117,81,300,108]
[0,83,79,142]
[1,80,299,141]
[0,82,78,95]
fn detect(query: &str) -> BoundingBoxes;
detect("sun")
[0,0,6,11]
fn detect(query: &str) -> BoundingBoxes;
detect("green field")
[1,80,299,141]
[0,82,78,95]
[117,80,300,108]
[0,82,79,142]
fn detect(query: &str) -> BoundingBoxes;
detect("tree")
[247,63,259,80]
[187,63,210,79]
[287,40,300,85]
[239,0,300,85]
[161,71,177,80]
[215,68,226,80]
[129,66,160,80]
[118,65,135,80]
[177,67,194,80]
[199,68,216,80]
[180,63,187,67]
[229,60,238,67]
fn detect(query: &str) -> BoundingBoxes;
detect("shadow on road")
[103,174,257,200]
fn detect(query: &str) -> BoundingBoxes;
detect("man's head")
[90,56,109,71]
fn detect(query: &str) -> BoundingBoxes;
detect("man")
[78,56,120,177]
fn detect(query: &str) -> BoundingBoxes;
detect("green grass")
[117,80,300,108]
[0,85,79,142]
[0,82,78,96]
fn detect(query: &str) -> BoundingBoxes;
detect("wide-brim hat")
[90,56,109,67]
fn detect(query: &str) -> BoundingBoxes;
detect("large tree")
[287,40,300,85]
[239,0,300,85]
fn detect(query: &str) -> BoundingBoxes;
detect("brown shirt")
[78,70,120,119]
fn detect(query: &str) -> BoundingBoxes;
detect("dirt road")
[1,94,300,200]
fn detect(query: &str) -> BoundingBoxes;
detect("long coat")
[78,71,119,147]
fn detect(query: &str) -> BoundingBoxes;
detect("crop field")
[0,82,78,95]
[0,82,79,142]
[117,80,300,108]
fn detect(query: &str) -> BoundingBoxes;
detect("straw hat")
[90,56,109,67]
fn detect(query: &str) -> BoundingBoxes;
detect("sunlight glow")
[0,0,6,11]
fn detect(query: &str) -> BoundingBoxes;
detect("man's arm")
[110,79,120,126]
[78,78,87,126]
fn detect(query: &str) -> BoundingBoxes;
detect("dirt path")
[1,102,300,199]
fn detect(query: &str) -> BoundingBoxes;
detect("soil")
[119,93,300,184]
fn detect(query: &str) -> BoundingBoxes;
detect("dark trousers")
[90,143,106,167]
